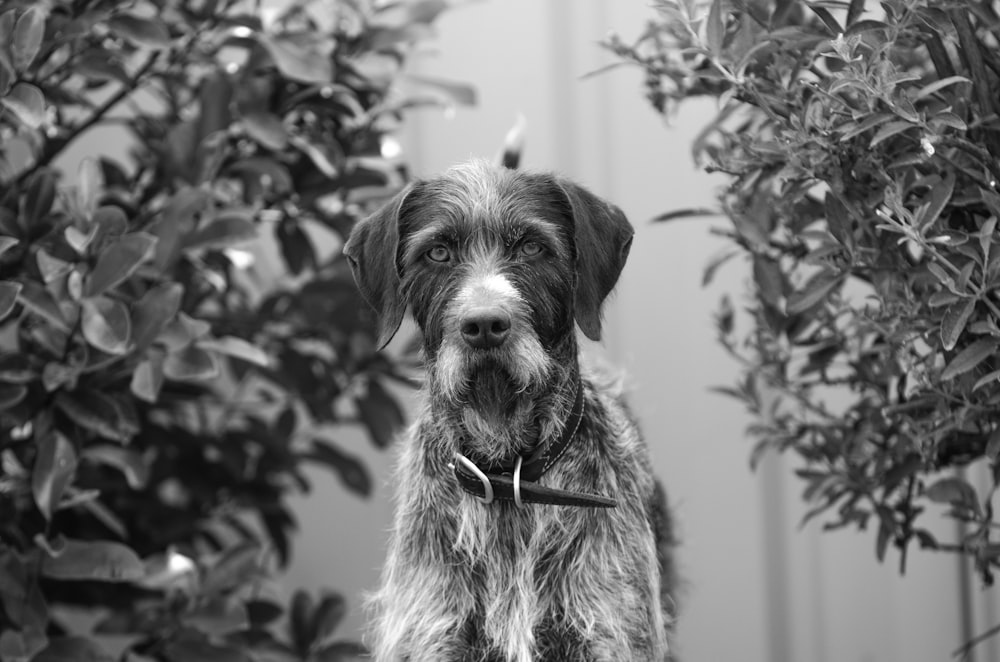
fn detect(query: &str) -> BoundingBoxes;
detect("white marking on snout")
[458,273,521,305]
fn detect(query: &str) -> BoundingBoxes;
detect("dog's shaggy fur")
[344,161,678,661]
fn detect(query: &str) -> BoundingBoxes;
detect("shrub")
[0,0,466,659]
[609,0,1000,585]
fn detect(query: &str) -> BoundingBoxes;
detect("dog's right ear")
[343,185,414,350]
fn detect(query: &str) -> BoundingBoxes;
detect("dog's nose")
[460,310,511,349]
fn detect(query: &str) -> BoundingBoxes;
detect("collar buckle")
[454,453,494,504]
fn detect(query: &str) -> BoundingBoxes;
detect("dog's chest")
[452,502,597,659]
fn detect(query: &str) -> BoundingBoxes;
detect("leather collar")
[451,379,617,508]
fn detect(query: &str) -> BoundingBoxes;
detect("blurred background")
[277,1,988,661]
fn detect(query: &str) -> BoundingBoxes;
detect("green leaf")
[914,75,971,101]
[196,70,233,144]
[786,271,841,314]
[702,250,737,286]
[184,598,249,636]
[752,255,783,306]
[130,352,165,403]
[809,5,843,34]
[16,280,68,331]
[405,74,477,106]
[25,169,57,225]
[306,439,371,496]
[844,19,890,37]
[33,636,114,662]
[355,379,404,448]
[131,282,183,349]
[65,225,98,254]
[42,361,79,392]
[41,538,144,582]
[0,554,29,627]
[246,599,284,628]
[163,639,248,662]
[986,428,1000,461]
[31,432,77,521]
[916,171,954,230]
[651,207,720,223]
[77,158,104,219]
[706,0,726,56]
[924,476,980,514]
[0,11,17,45]
[973,368,1000,392]
[941,298,976,351]
[12,7,45,73]
[241,112,288,151]
[374,0,448,26]
[874,506,893,563]
[35,249,73,283]
[158,312,211,350]
[260,34,333,84]
[84,232,157,297]
[107,13,170,49]
[313,593,347,647]
[198,335,270,367]
[163,345,220,381]
[77,50,130,85]
[91,205,129,244]
[276,219,315,275]
[312,642,367,662]
[0,353,34,383]
[0,236,19,258]
[825,193,854,248]
[183,211,257,251]
[149,188,210,268]
[2,82,45,128]
[0,57,12,98]
[870,120,914,148]
[839,112,893,142]
[201,543,263,595]
[289,590,316,652]
[0,384,27,410]
[54,391,131,443]
[81,297,131,355]
[82,445,148,489]
[289,134,338,178]
[941,338,998,380]
[0,280,22,320]
[0,629,48,662]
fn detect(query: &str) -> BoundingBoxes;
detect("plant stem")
[9,52,161,189]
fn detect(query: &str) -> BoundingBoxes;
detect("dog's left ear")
[343,185,414,349]
[557,180,634,341]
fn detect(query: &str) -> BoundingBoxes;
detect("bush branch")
[9,52,161,188]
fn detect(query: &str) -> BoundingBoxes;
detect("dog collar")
[451,380,617,508]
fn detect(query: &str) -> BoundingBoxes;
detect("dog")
[344,160,678,661]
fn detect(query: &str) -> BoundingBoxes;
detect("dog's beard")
[465,363,520,419]
[429,335,552,460]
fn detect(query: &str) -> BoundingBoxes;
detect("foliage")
[0,0,466,659]
[610,0,1000,582]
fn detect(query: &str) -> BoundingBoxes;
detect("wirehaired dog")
[344,160,678,661]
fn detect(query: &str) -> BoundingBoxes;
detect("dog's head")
[344,161,633,404]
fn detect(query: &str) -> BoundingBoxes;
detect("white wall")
[284,2,977,660]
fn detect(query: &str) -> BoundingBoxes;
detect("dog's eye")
[427,245,452,263]
[518,241,544,258]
